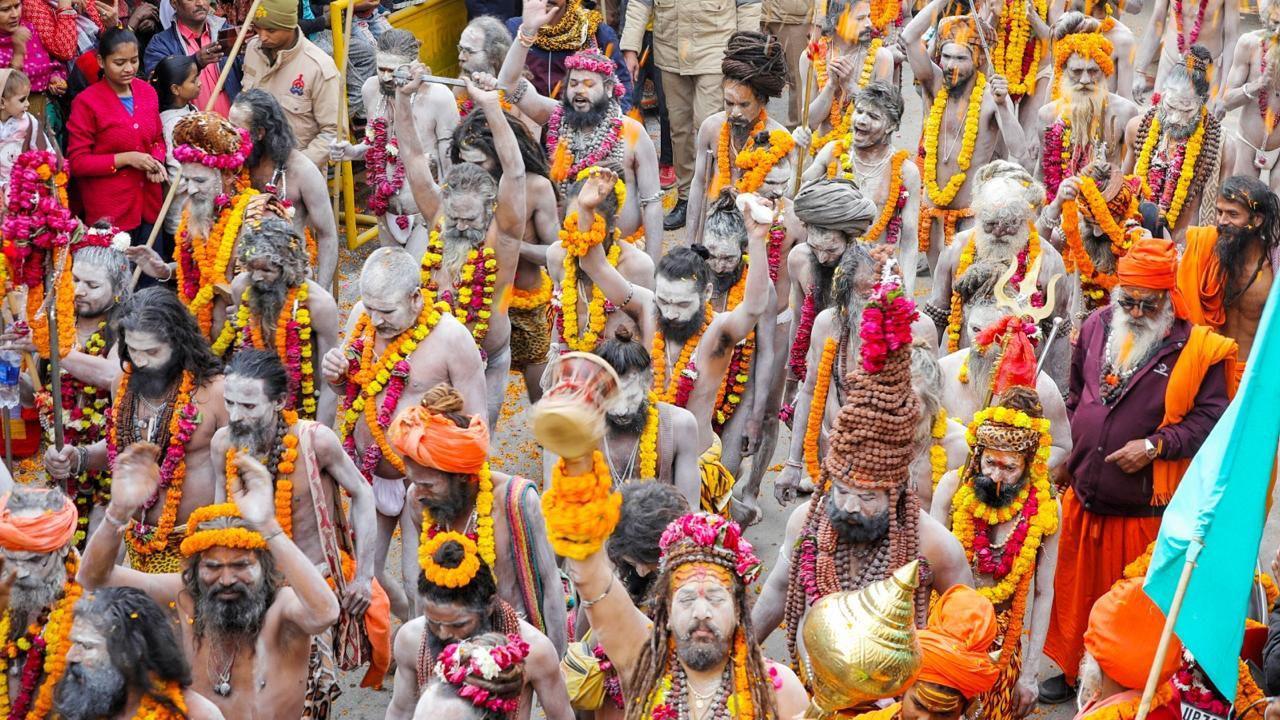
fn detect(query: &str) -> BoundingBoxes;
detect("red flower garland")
[788,291,818,381]
[365,117,405,218]
[971,491,1036,577]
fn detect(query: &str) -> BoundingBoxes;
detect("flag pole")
[1135,538,1203,720]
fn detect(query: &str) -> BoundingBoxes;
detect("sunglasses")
[1116,296,1161,314]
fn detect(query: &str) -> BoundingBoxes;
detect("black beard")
[380,79,397,97]
[245,140,268,171]
[54,662,126,720]
[130,358,180,400]
[426,612,494,659]
[943,69,973,90]
[249,281,288,328]
[676,620,729,671]
[194,576,273,638]
[1215,223,1262,295]
[562,93,612,130]
[1083,232,1117,274]
[75,298,114,320]
[971,473,1026,508]
[808,251,838,308]
[827,501,890,544]
[711,264,744,297]
[418,475,474,526]
[606,400,649,434]
[1159,111,1201,141]
[656,309,705,348]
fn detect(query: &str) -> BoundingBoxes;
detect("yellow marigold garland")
[541,451,621,560]
[419,463,497,568]
[574,165,626,209]
[735,129,796,193]
[560,240,622,352]
[420,530,483,588]
[951,406,1057,604]
[1164,111,1206,228]
[638,392,660,479]
[931,409,949,490]
[858,150,909,242]
[223,409,299,537]
[185,190,258,336]
[712,255,754,428]
[510,271,553,310]
[992,0,1047,96]
[947,229,1040,352]
[924,73,987,208]
[179,503,269,556]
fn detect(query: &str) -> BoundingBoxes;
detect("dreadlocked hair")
[721,31,790,101]
[623,567,780,720]
[1220,175,1280,250]
[450,107,553,182]
[1051,11,1102,40]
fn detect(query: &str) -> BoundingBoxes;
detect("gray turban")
[793,178,878,236]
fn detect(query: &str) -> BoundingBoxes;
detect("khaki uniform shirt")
[762,0,809,25]
[621,0,761,75]
[242,32,340,169]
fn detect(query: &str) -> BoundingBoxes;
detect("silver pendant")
[214,681,232,696]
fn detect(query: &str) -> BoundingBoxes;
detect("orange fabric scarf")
[1152,325,1238,504]
[0,492,78,552]
[1177,226,1227,329]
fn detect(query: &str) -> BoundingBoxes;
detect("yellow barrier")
[328,0,468,251]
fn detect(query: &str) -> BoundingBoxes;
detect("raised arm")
[717,197,772,341]
[316,425,378,614]
[393,65,443,224]
[1221,33,1258,113]
[630,120,667,263]
[499,0,561,123]
[903,0,947,92]
[576,169,656,321]
[298,158,339,287]
[228,451,340,636]
[468,76,527,291]
[1216,0,1241,106]
[1132,0,1167,99]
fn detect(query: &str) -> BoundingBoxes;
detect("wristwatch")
[1143,438,1159,459]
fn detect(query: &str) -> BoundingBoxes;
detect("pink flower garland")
[972,492,1036,577]
[1009,243,1046,308]
[766,221,784,282]
[105,387,199,518]
[365,117,405,220]
[591,644,625,708]
[1041,121,1068,203]
[788,291,818,381]
[1173,0,1207,54]
[858,280,917,374]
[172,128,253,169]
[437,633,531,715]
[1172,655,1231,718]
[883,184,908,245]
[2,150,76,289]
[340,344,409,479]
[10,633,47,718]
[658,513,762,584]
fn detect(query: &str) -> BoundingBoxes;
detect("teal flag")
[1144,275,1280,700]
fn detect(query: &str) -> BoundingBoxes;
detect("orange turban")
[916,586,1001,699]
[1084,578,1181,690]
[387,406,490,474]
[1116,236,1188,317]
[0,491,78,553]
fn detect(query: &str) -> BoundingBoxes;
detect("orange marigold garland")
[651,305,712,406]
[713,114,768,195]
[804,337,838,486]
[734,129,796,194]
[712,256,755,432]
[542,451,621,559]
[1051,32,1114,99]
[224,409,299,537]
[180,188,259,336]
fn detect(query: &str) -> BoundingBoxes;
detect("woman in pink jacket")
[66,28,167,251]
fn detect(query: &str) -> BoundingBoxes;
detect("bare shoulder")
[787,243,812,278]
[937,348,965,374]
[289,149,325,183]
[697,112,728,143]
[619,243,655,282]
[196,375,226,407]
[396,617,426,665]
[784,499,811,547]
[1037,100,1061,126]
[184,689,226,720]
[919,509,964,558]
[529,174,558,206]
[306,281,339,312]
[669,404,699,440]
[519,620,558,668]
[423,84,458,114]
[899,157,921,186]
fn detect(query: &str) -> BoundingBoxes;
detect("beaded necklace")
[547,102,625,188]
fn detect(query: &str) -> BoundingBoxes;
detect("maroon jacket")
[66,78,166,231]
[1065,307,1231,517]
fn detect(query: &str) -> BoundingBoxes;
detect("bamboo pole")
[1134,539,1203,720]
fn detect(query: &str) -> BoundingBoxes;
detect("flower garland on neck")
[456,90,514,118]
[108,368,200,557]
[845,150,909,245]
[923,73,987,207]
[1172,0,1208,55]
[365,116,405,218]
[177,184,259,336]
[651,305,711,407]
[713,114,767,195]
[0,553,82,719]
[645,629,775,720]
[559,235,622,352]
[732,128,795,194]
[1133,107,1214,229]
[336,301,447,478]
[547,102,624,185]
[510,271,553,310]
[945,228,1043,352]
[787,290,819,382]
[421,231,498,347]
[930,410,949,490]
[991,0,1047,96]
[39,322,111,546]
[213,284,318,417]
[637,392,660,480]
[804,337,838,485]
[1060,179,1134,307]
[224,409,299,537]
[1042,117,1099,203]
[420,462,497,568]
[712,256,754,433]
[130,680,188,720]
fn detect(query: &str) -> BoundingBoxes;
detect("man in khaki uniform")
[242,0,341,169]
[621,0,761,230]
[763,0,810,124]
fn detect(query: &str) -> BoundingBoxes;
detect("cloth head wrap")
[253,0,298,30]
[934,16,984,64]
[1116,235,1188,317]
[0,491,79,553]
[793,178,877,236]
[916,586,1001,700]
[388,406,490,474]
[1084,577,1181,689]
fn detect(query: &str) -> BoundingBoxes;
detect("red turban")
[1116,236,1188,317]
[387,406,490,474]
[916,586,1002,699]
[1084,578,1181,690]
[0,491,78,552]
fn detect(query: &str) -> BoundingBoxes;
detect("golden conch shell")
[800,561,924,720]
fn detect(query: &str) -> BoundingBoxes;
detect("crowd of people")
[0,0,1270,715]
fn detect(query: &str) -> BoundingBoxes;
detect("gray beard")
[441,226,486,278]
[228,421,274,456]
[1083,232,1117,274]
[10,558,66,617]
[186,193,217,232]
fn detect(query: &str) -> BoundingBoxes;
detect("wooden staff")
[329,0,357,299]
[46,301,63,450]
[793,2,822,194]
[130,0,266,289]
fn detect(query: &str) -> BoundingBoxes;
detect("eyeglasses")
[1116,296,1161,314]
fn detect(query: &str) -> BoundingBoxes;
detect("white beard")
[974,225,1028,265]
[1107,300,1174,373]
